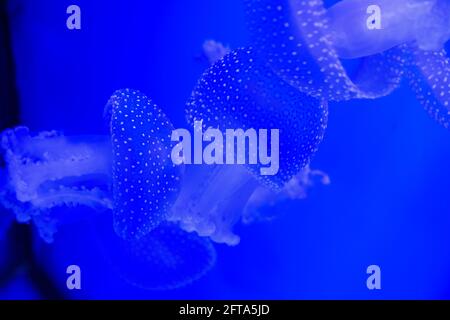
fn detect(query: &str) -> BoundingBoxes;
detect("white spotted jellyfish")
[245,0,450,127]
[168,48,328,245]
[0,89,216,289]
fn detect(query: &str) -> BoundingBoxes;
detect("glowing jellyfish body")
[327,0,450,127]
[1,0,450,291]
[245,0,406,100]
[168,48,328,245]
[406,46,450,129]
[326,0,437,58]
[246,0,450,128]
[0,127,113,241]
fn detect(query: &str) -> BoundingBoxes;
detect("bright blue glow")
[1,0,450,299]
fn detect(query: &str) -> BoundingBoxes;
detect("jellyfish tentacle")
[351,47,408,98]
[106,89,183,240]
[169,164,259,246]
[243,164,330,224]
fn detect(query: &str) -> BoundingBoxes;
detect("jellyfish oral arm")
[0,127,114,240]
[168,164,259,246]
[324,0,436,59]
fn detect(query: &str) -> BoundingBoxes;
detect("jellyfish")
[244,0,407,100]
[167,48,329,245]
[245,0,450,127]
[0,89,216,289]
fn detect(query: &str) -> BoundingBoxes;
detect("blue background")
[1,0,450,299]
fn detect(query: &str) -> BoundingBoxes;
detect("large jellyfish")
[326,0,450,58]
[0,89,216,289]
[0,73,328,248]
[168,48,328,245]
[245,0,450,128]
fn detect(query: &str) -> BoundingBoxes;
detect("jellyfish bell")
[0,89,217,290]
[168,48,328,245]
[242,164,330,224]
[106,89,183,241]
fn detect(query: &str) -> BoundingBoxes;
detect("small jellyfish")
[168,48,328,245]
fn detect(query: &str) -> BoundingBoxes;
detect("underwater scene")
[1,0,450,300]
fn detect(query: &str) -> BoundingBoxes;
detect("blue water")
[1,0,450,299]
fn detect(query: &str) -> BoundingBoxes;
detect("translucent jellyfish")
[0,89,216,290]
[245,0,450,128]
[0,195,15,277]
[202,40,231,65]
[242,165,330,224]
[167,48,329,245]
[244,0,407,100]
